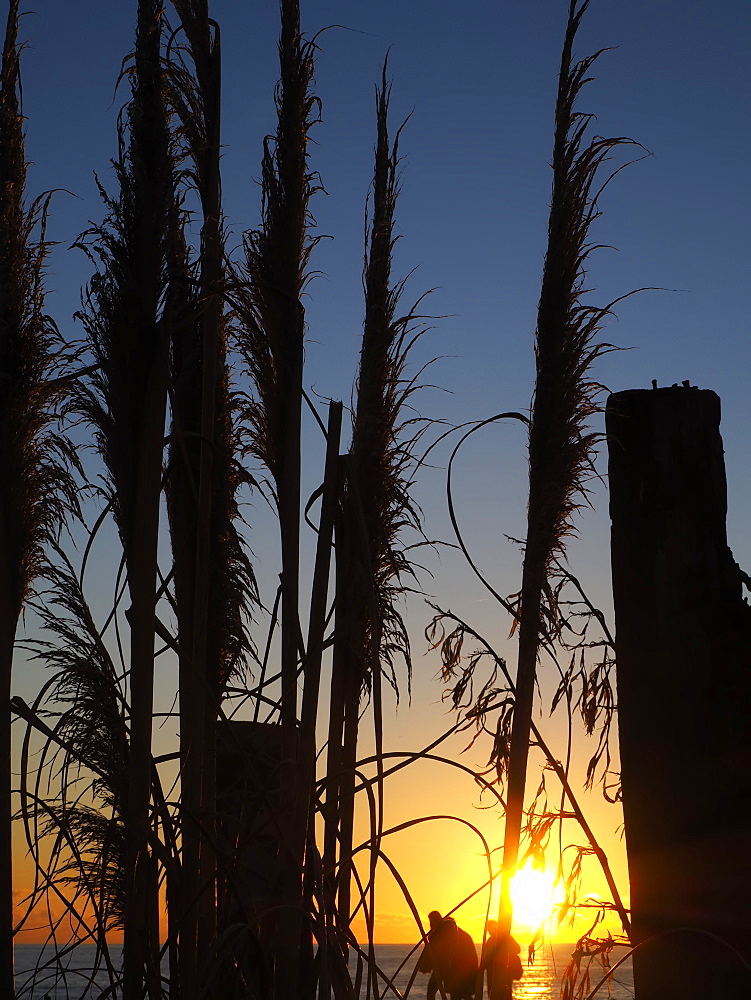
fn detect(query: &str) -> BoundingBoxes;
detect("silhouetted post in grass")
[608,385,751,1000]
[215,720,288,995]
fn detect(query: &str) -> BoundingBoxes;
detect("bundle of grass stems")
[0,0,637,998]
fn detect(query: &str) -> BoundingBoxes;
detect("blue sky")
[20,0,750,556]
[13,0,751,939]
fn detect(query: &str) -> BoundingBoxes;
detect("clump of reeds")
[0,2,80,992]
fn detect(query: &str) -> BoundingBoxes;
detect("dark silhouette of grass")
[0,2,80,994]
[4,2,645,999]
[72,1,180,994]
[497,1,638,984]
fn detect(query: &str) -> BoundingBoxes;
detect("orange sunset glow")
[509,863,565,933]
[345,763,629,947]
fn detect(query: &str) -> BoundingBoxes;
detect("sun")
[509,862,563,931]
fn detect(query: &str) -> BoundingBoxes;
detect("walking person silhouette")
[418,910,479,1000]
[481,918,523,999]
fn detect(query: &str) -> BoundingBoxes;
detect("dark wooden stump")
[607,386,751,999]
[215,721,290,995]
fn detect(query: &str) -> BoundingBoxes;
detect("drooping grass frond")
[31,549,128,807]
[45,804,126,933]
[13,549,128,957]
[425,606,631,939]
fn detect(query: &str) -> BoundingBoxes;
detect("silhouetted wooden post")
[608,386,751,1000]
[215,721,309,994]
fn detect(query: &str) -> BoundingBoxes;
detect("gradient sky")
[12,0,751,945]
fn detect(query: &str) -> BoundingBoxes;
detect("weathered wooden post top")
[607,384,751,1000]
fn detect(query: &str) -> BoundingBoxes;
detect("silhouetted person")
[418,910,479,1000]
[481,919,523,999]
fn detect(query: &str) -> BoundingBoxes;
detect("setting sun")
[510,863,564,931]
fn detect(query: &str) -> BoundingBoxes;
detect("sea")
[13,942,634,999]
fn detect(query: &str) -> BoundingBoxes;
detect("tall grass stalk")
[495,2,636,989]
[234,1,319,994]
[166,10,223,986]
[323,64,427,991]
[294,396,341,948]
[0,3,79,992]
[73,2,180,994]
[236,0,317,732]
[167,4,256,994]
